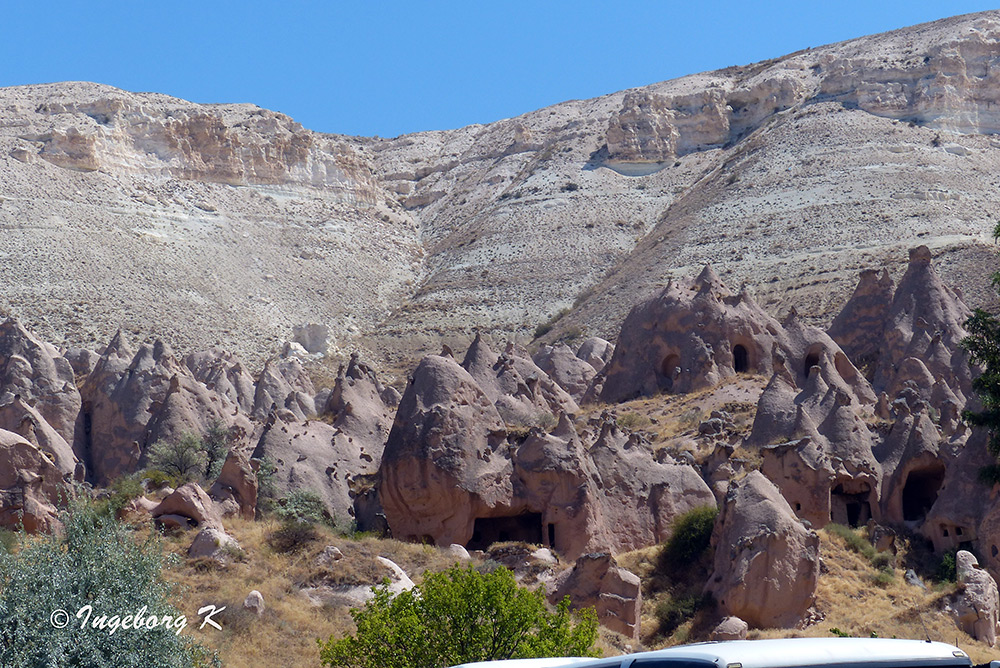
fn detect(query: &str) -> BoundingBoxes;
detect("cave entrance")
[902,464,946,522]
[831,482,872,527]
[467,513,543,551]
[804,352,821,376]
[660,353,681,390]
[733,345,749,373]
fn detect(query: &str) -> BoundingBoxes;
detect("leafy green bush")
[661,505,718,568]
[274,489,329,525]
[936,549,958,583]
[105,473,146,514]
[253,456,278,512]
[0,501,218,667]
[318,564,599,668]
[141,469,177,491]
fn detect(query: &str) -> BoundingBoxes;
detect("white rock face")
[3,14,1000,369]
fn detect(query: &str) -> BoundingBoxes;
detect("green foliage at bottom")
[318,564,599,668]
[0,501,218,667]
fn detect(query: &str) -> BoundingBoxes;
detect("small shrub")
[661,505,719,569]
[141,468,177,490]
[655,594,702,635]
[830,627,852,637]
[268,519,320,554]
[561,182,580,192]
[616,412,651,431]
[936,549,958,583]
[318,565,599,667]
[533,308,570,340]
[871,551,895,572]
[872,570,895,587]
[107,472,145,513]
[0,528,17,554]
[254,456,278,512]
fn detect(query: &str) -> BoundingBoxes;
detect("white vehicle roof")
[451,660,594,668]
[449,638,971,668]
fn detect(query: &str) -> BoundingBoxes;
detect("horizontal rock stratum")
[2,12,1000,370]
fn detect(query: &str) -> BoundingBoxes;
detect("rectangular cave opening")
[831,483,872,528]
[467,513,543,551]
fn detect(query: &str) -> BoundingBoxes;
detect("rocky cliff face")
[3,13,1000,371]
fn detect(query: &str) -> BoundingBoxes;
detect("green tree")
[202,420,231,480]
[318,564,599,668]
[962,221,1000,483]
[146,433,208,483]
[0,501,218,667]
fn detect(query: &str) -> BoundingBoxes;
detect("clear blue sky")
[2,1,996,137]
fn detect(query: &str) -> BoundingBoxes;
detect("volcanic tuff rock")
[599,265,871,403]
[547,552,642,639]
[0,428,73,533]
[379,345,715,558]
[951,550,1000,647]
[4,15,1000,370]
[706,471,820,629]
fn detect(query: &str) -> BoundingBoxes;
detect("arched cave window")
[733,345,749,373]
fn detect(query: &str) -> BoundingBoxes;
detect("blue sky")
[2,1,996,137]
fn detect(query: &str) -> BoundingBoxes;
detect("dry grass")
[162,518,479,668]
[579,375,766,462]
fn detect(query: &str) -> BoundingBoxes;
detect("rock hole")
[660,353,680,389]
[831,482,872,528]
[804,352,821,376]
[733,345,749,373]
[467,513,543,551]
[991,545,998,558]
[901,463,946,522]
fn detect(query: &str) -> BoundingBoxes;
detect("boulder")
[951,551,1000,647]
[548,552,641,639]
[316,545,344,567]
[711,616,749,641]
[243,590,265,616]
[64,348,100,378]
[152,482,224,531]
[576,337,615,373]
[187,527,240,561]
[705,471,820,628]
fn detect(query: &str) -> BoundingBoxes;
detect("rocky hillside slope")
[3,12,1000,369]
